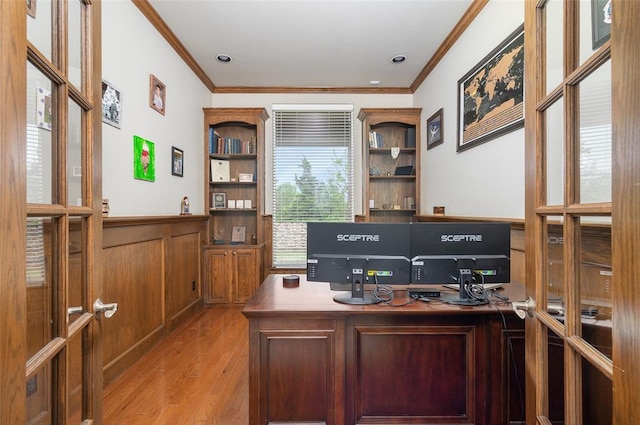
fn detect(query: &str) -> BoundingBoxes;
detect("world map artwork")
[460,29,524,148]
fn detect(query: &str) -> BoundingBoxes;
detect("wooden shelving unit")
[358,108,421,223]
[202,107,268,304]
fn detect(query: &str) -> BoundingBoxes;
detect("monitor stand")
[329,282,351,291]
[332,269,380,305]
[440,268,489,306]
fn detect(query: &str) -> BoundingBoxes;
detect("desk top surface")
[242,274,526,318]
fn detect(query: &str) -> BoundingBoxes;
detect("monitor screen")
[307,222,411,304]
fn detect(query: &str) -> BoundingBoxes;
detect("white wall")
[102,0,210,216]
[414,0,525,219]
[210,93,414,215]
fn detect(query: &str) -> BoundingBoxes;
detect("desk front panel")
[347,315,489,425]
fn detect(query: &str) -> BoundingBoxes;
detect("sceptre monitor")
[410,222,510,306]
[306,222,411,305]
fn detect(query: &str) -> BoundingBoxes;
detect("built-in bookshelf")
[359,108,421,223]
[203,108,268,245]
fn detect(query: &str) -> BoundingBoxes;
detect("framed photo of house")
[426,108,443,150]
[171,146,183,177]
[149,74,166,115]
[101,80,122,129]
[457,24,524,152]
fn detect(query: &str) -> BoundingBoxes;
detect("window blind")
[272,105,354,268]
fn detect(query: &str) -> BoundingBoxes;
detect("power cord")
[372,274,417,307]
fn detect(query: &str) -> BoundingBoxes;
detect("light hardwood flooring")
[103,305,249,424]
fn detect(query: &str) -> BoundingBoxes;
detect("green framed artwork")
[133,135,155,181]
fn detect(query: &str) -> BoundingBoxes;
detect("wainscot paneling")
[102,216,207,384]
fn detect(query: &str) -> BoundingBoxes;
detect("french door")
[0,0,107,423]
[524,0,640,424]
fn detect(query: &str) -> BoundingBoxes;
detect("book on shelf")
[208,128,221,154]
[368,131,383,148]
[209,132,256,155]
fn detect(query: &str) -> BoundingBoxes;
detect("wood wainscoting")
[102,215,208,384]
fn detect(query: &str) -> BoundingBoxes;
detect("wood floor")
[103,305,249,424]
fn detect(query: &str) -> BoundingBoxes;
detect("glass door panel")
[545,99,565,206]
[27,62,56,205]
[67,331,85,423]
[578,60,611,204]
[579,218,612,358]
[546,0,564,92]
[547,329,565,424]
[580,0,611,64]
[68,217,85,326]
[27,0,53,61]
[26,217,57,358]
[68,0,83,89]
[582,357,612,424]
[546,217,565,314]
[68,99,83,206]
[27,361,54,425]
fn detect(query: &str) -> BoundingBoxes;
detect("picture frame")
[101,79,122,129]
[231,226,246,244]
[27,0,37,18]
[211,192,226,209]
[238,173,253,182]
[133,135,155,182]
[426,108,444,150]
[591,0,612,50]
[149,74,166,115]
[457,24,524,152]
[36,87,53,131]
[171,146,183,177]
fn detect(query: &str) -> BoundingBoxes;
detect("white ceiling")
[146,0,474,90]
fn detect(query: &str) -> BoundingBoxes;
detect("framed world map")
[457,24,524,152]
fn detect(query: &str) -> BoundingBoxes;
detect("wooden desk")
[242,274,525,425]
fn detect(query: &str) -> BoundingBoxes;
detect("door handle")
[512,296,535,319]
[94,298,118,318]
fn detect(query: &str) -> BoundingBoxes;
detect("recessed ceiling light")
[391,55,406,64]
[216,54,232,63]
[370,80,380,85]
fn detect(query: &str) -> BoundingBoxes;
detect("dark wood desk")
[242,274,525,425]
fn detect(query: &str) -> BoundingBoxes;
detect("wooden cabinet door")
[232,248,261,303]
[205,249,231,303]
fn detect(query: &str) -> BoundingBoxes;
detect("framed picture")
[457,24,524,152]
[591,0,612,50]
[27,0,37,18]
[36,87,52,131]
[231,226,246,244]
[149,74,166,115]
[171,146,183,177]
[101,80,122,129]
[133,135,155,182]
[426,108,444,150]
[211,192,226,209]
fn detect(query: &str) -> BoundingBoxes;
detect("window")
[272,104,354,268]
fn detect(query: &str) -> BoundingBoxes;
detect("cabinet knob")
[233,251,237,255]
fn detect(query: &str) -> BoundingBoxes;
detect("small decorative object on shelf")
[180,196,191,215]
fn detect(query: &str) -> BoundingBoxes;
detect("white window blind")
[272,105,354,268]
